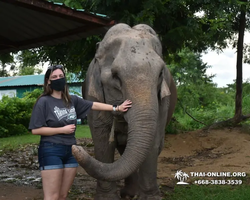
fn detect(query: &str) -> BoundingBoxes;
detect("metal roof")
[0,0,115,54]
[0,74,82,87]
[0,75,44,87]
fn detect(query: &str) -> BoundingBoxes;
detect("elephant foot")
[120,186,138,199]
[94,192,120,200]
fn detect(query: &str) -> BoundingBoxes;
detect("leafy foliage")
[165,48,250,132]
[0,53,14,77]
[170,79,250,132]
[14,36,100,79]
[0,89,42,138]
[3,0,248,77]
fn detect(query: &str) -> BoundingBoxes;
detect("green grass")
[0,125,91,154]
[75,125,91,139]
[164,185,250,200]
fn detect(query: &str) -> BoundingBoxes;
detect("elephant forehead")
[104,33,159,50]
[101,28,162,58]
[98,37,164,73]
[105,23,157,40]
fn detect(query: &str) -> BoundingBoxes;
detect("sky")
[202,32,250,87]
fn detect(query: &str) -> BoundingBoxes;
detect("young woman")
[29,65,132,200]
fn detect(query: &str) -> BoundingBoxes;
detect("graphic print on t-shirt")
[54,106,77,121]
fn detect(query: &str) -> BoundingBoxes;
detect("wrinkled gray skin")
[72,23,177,200]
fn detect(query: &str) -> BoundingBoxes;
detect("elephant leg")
[91,126,120,200]
[137,146,161,200]
[117,145,139,198]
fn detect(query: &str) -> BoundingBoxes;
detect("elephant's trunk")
[72,105,157,181]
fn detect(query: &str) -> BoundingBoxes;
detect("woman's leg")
[38,142,77,200]
[41,169,64,200]
[59,167,77,200]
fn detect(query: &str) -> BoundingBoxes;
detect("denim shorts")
[38,141,78,170]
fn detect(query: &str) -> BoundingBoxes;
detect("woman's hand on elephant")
[119,99,132,112]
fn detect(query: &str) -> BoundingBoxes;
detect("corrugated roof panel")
[1,2,87,42]
[0,74,82,87]
[0,75,44,87]
[0,0,115,54]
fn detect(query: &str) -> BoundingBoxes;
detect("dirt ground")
[1,126,250,200]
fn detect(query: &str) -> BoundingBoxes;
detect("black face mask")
[50,78,66,91]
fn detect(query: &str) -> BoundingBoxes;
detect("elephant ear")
[86,59,104,102]
[160,79,171,100]
[162,66,177,125]
[160,66,172,99]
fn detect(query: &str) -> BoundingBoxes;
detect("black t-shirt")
[29,95,93,145]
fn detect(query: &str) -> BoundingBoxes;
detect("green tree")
[0,53,13,77]
[17,66,43,76]
[13,36,100,79]
[4,0,238,76]
[176,0,250,124]
[168,48,215,86]
[195,0,250,124]
[233,0,248,123]
[168,48,216,112]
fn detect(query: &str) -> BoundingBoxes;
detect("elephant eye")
[157,70,164,98]
[112,72,120,81]
[158,70,163,85]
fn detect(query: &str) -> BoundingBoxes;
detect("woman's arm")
[31,124,76,136]
[92,99,132,112]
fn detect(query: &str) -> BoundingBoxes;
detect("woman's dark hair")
[36,65,72,107]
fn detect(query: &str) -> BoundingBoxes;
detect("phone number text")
[194,179,243,185]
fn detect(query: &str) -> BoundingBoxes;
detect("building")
[0,74,82,99]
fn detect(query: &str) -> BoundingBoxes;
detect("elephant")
[72,23,177,200]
